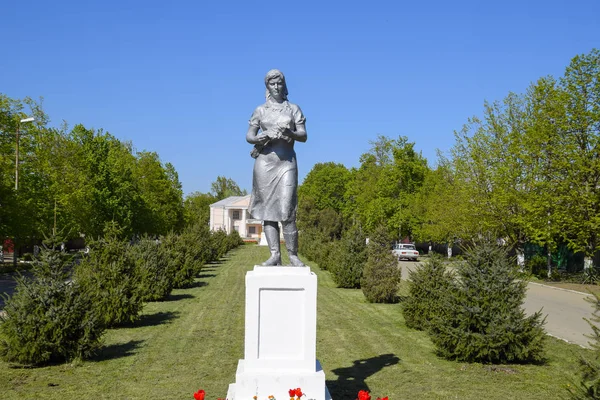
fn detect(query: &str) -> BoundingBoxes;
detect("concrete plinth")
[226,266,331,400]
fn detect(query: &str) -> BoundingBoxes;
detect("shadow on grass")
[197,273,216,279]
[187,281,208,289]
[91,340,145,362]
[326,353,400,398]
[166,293,195,301]
[120,311,181,328]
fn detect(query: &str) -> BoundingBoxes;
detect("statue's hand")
[255,133,270,144]
[265,129,281,140]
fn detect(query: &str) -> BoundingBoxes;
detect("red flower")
[376,397,389,400]
[289,389,296,397]
[193,389,205,400]
[357,390,371,400]
[295,388,303,397]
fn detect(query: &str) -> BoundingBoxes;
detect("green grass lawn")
[0,245,593,399]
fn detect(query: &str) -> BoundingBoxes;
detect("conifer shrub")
[161,228,200,289]
[299,228,332,269]
[328,225,368,288]
[211,229,230,259]
[403,254,454,331]
[361,225,401,303]
[0,238,104,365]
[129,236,173,302]
[428,241,546,364]
[226,230,244,250]
[74,225,143,327]
[569,291,600,399]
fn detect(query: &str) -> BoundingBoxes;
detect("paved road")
[399,260,595,348]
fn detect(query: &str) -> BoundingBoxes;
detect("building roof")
[210,195,251,208]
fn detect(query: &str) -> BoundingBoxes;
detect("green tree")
[361,224,401,303]
[133,151,184,235]
[210,176,246,200]
[345,135,428,238]
[429,241,546,363]
[403,254,454,331]
[184,191,216,227]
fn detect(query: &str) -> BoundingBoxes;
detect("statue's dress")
[248,100,305,222]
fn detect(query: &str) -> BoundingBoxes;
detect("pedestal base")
[225,265,332,399]
[226,359,332,400]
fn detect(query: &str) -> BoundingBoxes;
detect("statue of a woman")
[246,69,307,266]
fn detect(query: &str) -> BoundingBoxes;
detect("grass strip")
[0,245,592,399]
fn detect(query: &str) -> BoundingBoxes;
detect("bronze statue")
[246,69,307,266]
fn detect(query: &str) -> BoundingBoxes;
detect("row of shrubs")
[300,224,401,303]
[0,223,243,366]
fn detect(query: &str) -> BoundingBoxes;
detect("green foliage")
[128,236,173,302]
[527,254,549,279]
[0,238,104,365]
[403,254,454,330]
[344,135,428,238]
[298,162,351,214]
[428,241,546,363]
[74,225,143,327]
[0,96,184,253]
[298,227,333,268]
[570,291,600,399]
[162,226,204,289]
[361,225,401,303]
[210,176,246,200]
[184,191,216,226]
[327,225,368,288]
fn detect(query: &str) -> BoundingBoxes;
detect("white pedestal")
[226,266,331,400]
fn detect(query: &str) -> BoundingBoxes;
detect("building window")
[249,226,256,234]
[233,225,239,232]
[232,210,240,220]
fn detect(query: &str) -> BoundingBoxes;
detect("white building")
[209,195,263,240]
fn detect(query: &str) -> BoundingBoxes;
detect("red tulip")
[289,388,296,397]
[357,390,371,400]
[295,388,303,397]
[376,397,389,400]
[193,389,206,400]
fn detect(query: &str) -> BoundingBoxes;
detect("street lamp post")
[15,117,35,191]
[13,116,35,267]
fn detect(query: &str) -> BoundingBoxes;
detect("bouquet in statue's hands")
[265,121,292,143]
[266,120,293,142]
[250,120,293,158]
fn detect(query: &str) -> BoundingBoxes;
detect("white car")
[393,243,419,261]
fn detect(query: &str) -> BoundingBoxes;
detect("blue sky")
[2,0,599,196]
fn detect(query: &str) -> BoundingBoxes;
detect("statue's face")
[267,76,285,101]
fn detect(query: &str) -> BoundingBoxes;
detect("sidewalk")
[523,282,594,348]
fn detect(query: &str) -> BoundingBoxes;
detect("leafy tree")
[133,151,184,235]
[184,191,216,227]
[345,135,428,238]
[298,162,351,214]
[556,49,600,262]
[210,176,246,200]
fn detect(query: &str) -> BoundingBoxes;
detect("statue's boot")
[262,221,281,266]
[283,222,305,267]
